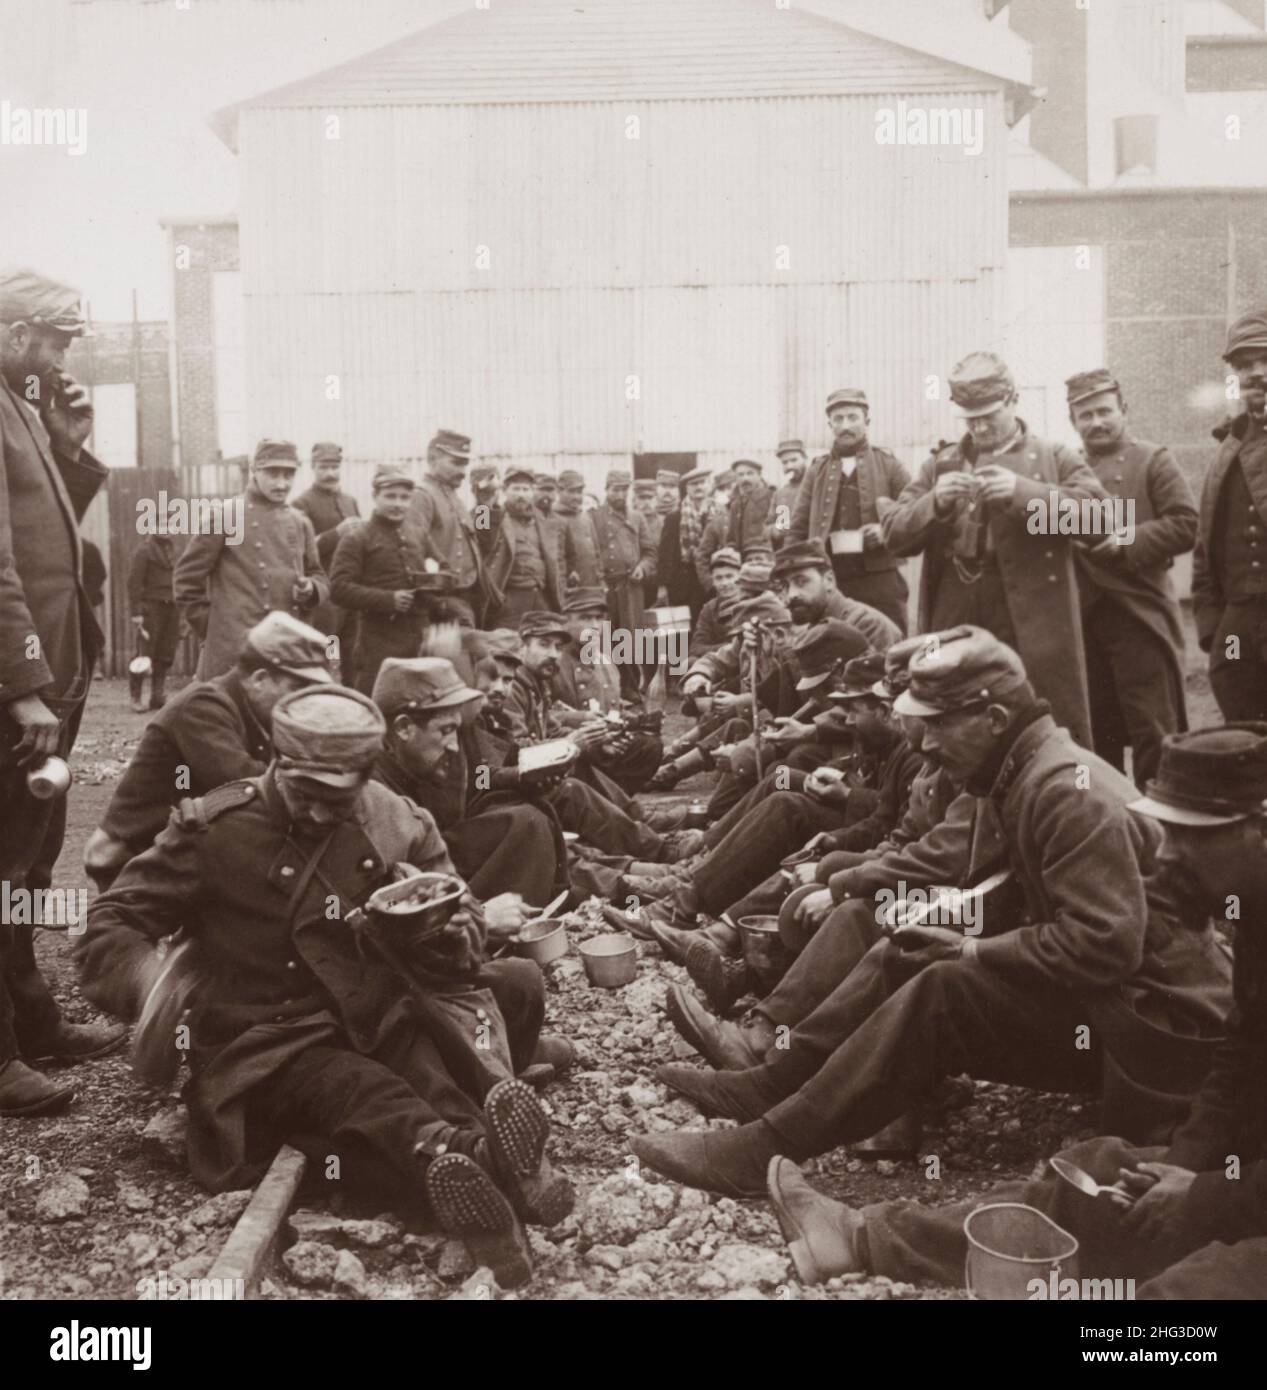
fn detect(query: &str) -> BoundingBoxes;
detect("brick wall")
[67,320,171,469]
[1011,188,1267,482]
[163,217,239,470]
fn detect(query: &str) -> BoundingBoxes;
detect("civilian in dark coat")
[127,533,182,709]
[0,269,122,1112]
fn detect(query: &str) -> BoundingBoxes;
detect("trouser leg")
[475,958,546,1076]
[1083,609,1127,776]
[550,777,663,858]
[445,806,558,905]
[863,1136,1163,1287]
[692,791,839,916]
[1093,602,1181,788]
[1209,601,1267,721]
[761,946,1098,1156]
[1137,1237,1267,1300]
[762,897,881,1027]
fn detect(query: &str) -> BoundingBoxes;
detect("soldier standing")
[556,468,601,590]
[484,467,562,627]
[410,429,487,627]
[787,390,910,632]
[768,438,808,550]
[126,531,181,712]
[882,352,1107,746]
[292,441,361,685]
[174,438,328,680]
[1067,368,1196,786]
[591,468,655,698]
[1193,308,1267,720]
[469,462,502,558]
[533,472,565,576]
[331,466,430,695]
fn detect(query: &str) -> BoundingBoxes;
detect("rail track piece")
[206,1144,309,1299]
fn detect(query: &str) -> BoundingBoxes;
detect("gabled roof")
[212,0,1031,149]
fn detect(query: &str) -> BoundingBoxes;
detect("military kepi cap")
[0,267,89,336]
[606,469,633,487]
[777,438,806,457]
[253,438,300,468]
[272,685,386,786]
[429,429,471,460]
[243,612,334,684]
[534,473,558,490]
[518,611,572,642]
[1130,723,1267,826]
[563,587,607,614]
[949,352,1016,418]
[709,545,742,571]
[558,469,585,489]
[738,595,793,626]
[656,470,680,487]
[682,467,711,487]
[311,442,343,463]
[771,540,833,580]
[792,620,869,691]
[825,389,868,413]
[830,651,889,700]
[372,657,482,718]
[1066,368,1120,408]
[894,627,1031,718]
[372,464,415,492]
[504,466,535,486]
[1223,308,1267,363]
[871,632,928,700]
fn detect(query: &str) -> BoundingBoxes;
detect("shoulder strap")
[173,779,259,832]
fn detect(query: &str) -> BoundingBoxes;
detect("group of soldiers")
[2,259,1266,1295]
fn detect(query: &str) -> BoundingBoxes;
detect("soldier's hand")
[933,470,974,513]
[795,887,834,928]
[974,464,1018,505]
[335,516,363,537]
[8,693,61,766]
[131,615,145,628]
[1084,536,1127,564]
[860,523,883,550]
[392,589,415,612]
[570,720,608,751]
[1119,1163,1196,1250]
[482,893,528,942]
[42,374,94,457]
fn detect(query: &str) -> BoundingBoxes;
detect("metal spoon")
[518,889,570,936]
[1049,1156,1137,1206]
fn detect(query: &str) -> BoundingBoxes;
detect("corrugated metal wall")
[238,91,1007,489]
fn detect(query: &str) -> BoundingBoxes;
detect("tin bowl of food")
[737,915,783,978]
[517,737,579,786]
[578,932,638,988]
[365,870,466,939]
[516,917,569,966]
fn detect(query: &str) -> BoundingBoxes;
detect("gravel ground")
[1,631,1221,1301]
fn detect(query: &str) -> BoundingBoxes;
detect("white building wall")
[237,91,1008,491]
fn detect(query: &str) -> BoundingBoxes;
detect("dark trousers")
[758,940,1100,1157]
[489,587,547,631]
[141,602,180,675]
[763,895,882,1024]
[245,958,543,1206]
[0,698,84,1063]
[585,733,662,796]
[862,1133,1267,1299]
[1083,600,1181,788]
[1209,600,1267,721]
[550,777,664,859]
[693,782,843,916]
[444,802,560,906]
[835,566,909,634]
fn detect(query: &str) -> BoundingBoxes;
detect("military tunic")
[79,774,542,1193]
[174,485,328,681]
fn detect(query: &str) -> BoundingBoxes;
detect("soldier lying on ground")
[76,684,573,1288]
[630,628,1233,1197]
[763,724,1267,1300]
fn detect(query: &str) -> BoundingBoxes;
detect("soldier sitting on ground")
[77,684,573,1288]
[763,724,1267,1300]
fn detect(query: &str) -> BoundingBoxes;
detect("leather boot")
[631,1119,783,1197]
[767,1156,867,1285]
[0,1058,76,1116]
[664,982,774,1068]
[28,1020,127,1064]
[853,1112,923,1161]
[686,931,751,1014]
[423,1152,533,1289]
[647,747,710,790]
[149,671,168,710]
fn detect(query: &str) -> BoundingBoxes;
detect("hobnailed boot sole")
[685,937,751,1016]
[484,1079,574,1227]
[424,1152,533,1289]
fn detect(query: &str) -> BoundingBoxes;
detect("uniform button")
[274,1014,285,1023]
[286,959,297,970]
[360,858,375,870]
[280,865,296,878]
[1044,550,1053,559]
[1049,575,1058,583]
